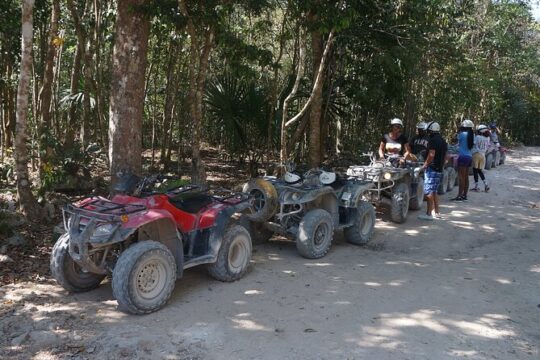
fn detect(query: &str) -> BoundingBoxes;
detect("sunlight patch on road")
[494,277,512,285]
[385,260,428,267]
[529,265,540,273]
[303,262,333,267]
[404,229,419,235]
[234,312,251,317]
[364,282,381,287]
[244,290,264,295]
[448,349,478,357]
[449,220,474,230]
[229,318,273,332]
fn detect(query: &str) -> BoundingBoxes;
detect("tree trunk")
[179,0,213,185]
[37,0,60,181]
[308,30,324,168]
[160,40,177,167]
[108,0,150,183]
[65,43,81,148]
[15,0,41,220]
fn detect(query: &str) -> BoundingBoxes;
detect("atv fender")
[207,206,238,261]
[123,210,184,276]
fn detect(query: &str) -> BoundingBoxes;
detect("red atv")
[50,174,252,314]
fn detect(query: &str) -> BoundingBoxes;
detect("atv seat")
[169,192,214,214]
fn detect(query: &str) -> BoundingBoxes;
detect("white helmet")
[461,119,474,128]
[284,172,302,184]
[319,171,336,185]
[477,124,488,132]
[426,121,440,132]
[390,118,403,127]
[416,121,426,130]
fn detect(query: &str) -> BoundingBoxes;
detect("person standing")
[471,124,491,192]
[378,118,412,160]
[411,122,429,161]
[418,121,447,220]
[451,119,474,201]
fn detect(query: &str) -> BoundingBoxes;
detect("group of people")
[378,117,501,221]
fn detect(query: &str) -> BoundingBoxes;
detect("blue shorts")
[458,155,472,167]
[424,167,442,194]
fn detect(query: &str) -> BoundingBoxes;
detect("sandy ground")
[1,146,539,360]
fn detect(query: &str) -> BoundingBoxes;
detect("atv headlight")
[384,172,392,180]
[291,192,301,201]
[92,223,116,238]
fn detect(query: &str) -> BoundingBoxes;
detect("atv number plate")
[341,192,352,201]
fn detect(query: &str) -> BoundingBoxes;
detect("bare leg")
[433,193,440,214]
[425,193,434,215]
[463,167,470,197]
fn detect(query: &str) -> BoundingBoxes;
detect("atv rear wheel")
[446,167,456,192]
[50,234,105,292]
[344,201,375,245]
[242,179,278,222]
[485,153,493,170]
[390,182,410,223]
[208,224,252,282]
[409,177,424,211]
[296,209,334,259]
[112,241,177,315]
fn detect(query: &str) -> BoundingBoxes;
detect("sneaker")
[451,195,464,201]
[470,187,480,192]
[432,212,444,220]
[484,185,490,192]
[462,196,468,201]
[418,214,434,221]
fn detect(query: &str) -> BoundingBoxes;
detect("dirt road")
[1,147,539,360]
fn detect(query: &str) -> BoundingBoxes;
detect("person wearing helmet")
[411,121,429,161]
[378,118,412,161]
[451,119,474,201]
[489,122,501,149]
[471,125,491,192]
[418,121,447,220]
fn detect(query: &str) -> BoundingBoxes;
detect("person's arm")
[403,142,412,160]
[423,149,436,170]
[378,141,386,159]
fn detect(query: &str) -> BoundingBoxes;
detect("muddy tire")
[242,179,278,222]
[409,177,424,211]
[208,224,252,282]
[437,169,448,195]
[446,167,456,192]
[50,234,105,293]
[485,153,493,170]
[390,182,410,223]
[344,201,375,245]
[112,241,176,315]
[296,209,334,259]
[239,215,273,245]
[494,151,501,167]
[500,152,506,165]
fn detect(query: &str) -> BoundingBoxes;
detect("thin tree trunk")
[179,0,213,185]
[160,40,177,167]
[15,0,41,220]
[308,30,324,168]
[65,43,81,148]
[108,0,150,183]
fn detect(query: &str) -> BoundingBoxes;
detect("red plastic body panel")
[110,194,221,233]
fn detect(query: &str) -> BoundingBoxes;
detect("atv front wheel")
[344,201,375,245]
[242,179,278,222]
[112,241,177,315]
[208,224,252,282]
[296,209,334,259]
[409,177,424,211]
[50,234,105,292]
[446,167,456,192]
[390,183,410,223]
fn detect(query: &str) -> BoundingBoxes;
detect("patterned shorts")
[424,167,443,194]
